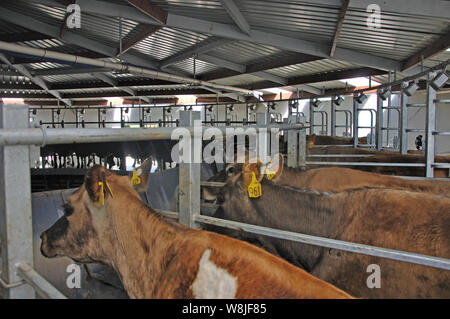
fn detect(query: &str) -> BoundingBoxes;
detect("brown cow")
[204,155,450,198]
[307,146,450,178]
[40,161,352,299]
[203,156,450,298]
[306,134,368,146]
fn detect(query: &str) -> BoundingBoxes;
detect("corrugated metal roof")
[134,27,209,60]
[208,41,284,64]
[337,9,450,61]
[171,57,221,75]
[267,59,356,78]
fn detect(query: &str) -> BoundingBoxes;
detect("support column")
[425,81,437,178]
[399,89,409,154]
[298,126,306,167]
[256,113,270,164]
[353,95,359,148]
[331,97,336,137]
[178,111,201,228]
[287,115,298,168]
[376,90,384,151]
[0,103,35,299]
[309,99,314,135]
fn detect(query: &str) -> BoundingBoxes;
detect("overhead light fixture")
[379,88,392,101]
[403,81,419,96]
[207,105,214,112]
[102,109,106,114]
[311,98,322,108]
[355,92,368,104]
[269,102,277,110]
[333,95,344,106]
[248,104,256,111]
[430,71,449,90]
[146,108,151,113]
[166,107,171,113]
[79,109,85,114]
[125,108,129,113]
[56,109,61,115]
[291,101,299,109]
[228,105,234,112]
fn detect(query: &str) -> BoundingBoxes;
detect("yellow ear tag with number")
[130,169,141,186]
[307,140,315,149]
[98,182,105,206]
[248,172,262,198]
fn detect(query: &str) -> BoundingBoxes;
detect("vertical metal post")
[331,97,336,136]
[425,80,437,178]
[386,71,392,146]
[353,96,359,148]
[256,113,270,163]
[309,99,314,135]
[178,111,201,228]
[376,90,384,151]
[399,89,409,154]
[287,115,298,167]
[0,103,35,299]
[298,126,306,167]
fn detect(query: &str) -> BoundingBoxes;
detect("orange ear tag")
[247,172,262,198]
[98,182,105,206]
[130,169,141,186]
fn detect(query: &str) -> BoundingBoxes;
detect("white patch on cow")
[191,249,237,299]
[136,168,142,176]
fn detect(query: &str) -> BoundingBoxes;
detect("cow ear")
[264,153,284,181]
[84,165,114,206]
[242,159,264,188]
[129,157,152,193]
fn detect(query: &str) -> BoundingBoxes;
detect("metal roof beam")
[251,71,288,86]
[0,53,72,106]
[0,31,54,43]
[118,24,161,56]
[218,0,251,35]
[125,0,168,24]
[91,72,151,103]
[402,31,450,72]
[17,0,401,71]
[330,0,349,57]
[0,7,159,70]
[159,37,234,69]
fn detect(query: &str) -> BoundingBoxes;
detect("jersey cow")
[203,155,450,298]
[40,160,352,299]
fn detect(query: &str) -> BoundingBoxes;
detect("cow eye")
[62,203,74,216]
[226,166,235,175]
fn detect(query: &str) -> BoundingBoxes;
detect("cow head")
[40,158,153,263]
[203,153,284,206]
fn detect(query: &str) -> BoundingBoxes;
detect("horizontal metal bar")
[358,126,375,129]
[406,129,425,132]
[306,161,426,167]
[432,163,450,168]
[381,127,400,131]
[396,176,450,181]
[15,263,67,299]
[0,124,307,146]
[407,104,426,107]
[195,215,450,271]
[155,209,179,220]
[433,131,450,136]
[312,145,354,147]
[435,100,450,103]
[306,154,373,158]
[200,181,227,187]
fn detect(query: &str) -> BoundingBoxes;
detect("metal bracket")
[0,272,25,289]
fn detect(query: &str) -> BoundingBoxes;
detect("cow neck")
[106,200,181,298]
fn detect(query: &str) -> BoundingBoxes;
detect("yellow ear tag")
[247,172,262,198]
[307,141,315,149]
[105,181,114,199]
[265,167,277,180]
[98,182,105,206]
[130,169,141,186]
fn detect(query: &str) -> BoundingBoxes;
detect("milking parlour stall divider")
[1,60,450,299]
